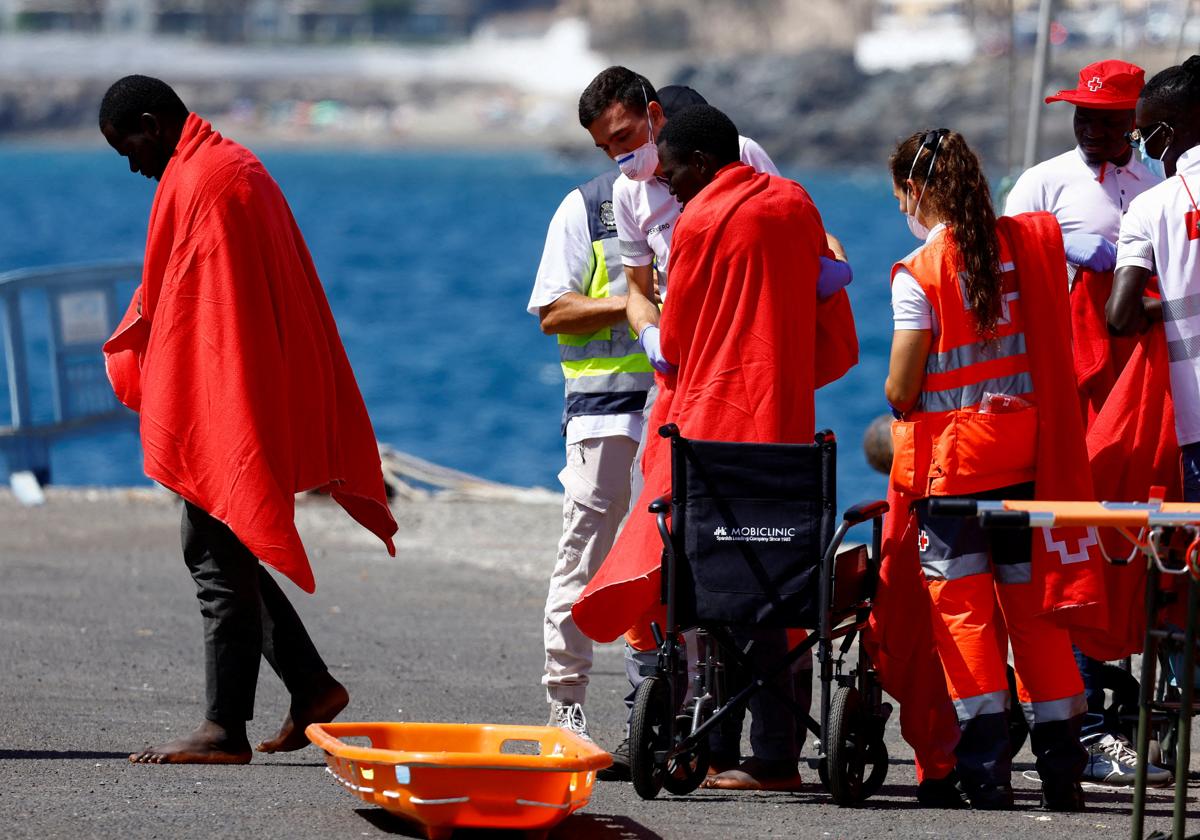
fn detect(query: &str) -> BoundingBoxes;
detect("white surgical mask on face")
[615,83,659,182]
[616,141,659,181]
[905,189,931,241]
[902,130,946,241]
[1136,125,1170,179]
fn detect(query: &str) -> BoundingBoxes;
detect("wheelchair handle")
[927,498,978,518]
[658,423,681,439]
[842,499,889,526]
[648,495,670,514]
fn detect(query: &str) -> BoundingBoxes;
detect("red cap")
[1045,59,1144,109]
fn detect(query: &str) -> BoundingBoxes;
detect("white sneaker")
[1083,734,1172,786]
[548,701,592,742]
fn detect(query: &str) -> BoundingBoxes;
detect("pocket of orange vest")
[889,419,931,496]
[941,406,1038,490]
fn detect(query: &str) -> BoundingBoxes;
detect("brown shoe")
[701,757,803,791]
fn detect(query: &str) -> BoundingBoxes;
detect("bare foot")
[701,757,803,791]
[256,674,349,753]
[129,719,252,765]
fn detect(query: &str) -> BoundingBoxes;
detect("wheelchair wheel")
[818,734,887,798]
[630,677,709,799]
[824,685,879,806]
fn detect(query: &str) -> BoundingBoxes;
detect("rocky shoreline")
[0,39,1183,169]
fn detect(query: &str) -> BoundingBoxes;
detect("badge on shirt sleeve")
[1187,209,1200,241]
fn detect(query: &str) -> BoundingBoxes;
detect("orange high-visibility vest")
[890,229,1038,498]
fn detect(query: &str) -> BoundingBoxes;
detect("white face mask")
[616,140,659,182]
[902,130,946,241]
[905,187,930,241]
[1134,123,1170,179]
[614,83,659,182]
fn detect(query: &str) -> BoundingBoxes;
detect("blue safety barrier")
[0,262,141,493]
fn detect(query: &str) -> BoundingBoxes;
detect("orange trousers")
[926,572,1083,723]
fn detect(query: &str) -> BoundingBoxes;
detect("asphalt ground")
[1,488,1197,840]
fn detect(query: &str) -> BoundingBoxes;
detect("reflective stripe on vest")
[912,253,1032,413]
[558,172,653,434]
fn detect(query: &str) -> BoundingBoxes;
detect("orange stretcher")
[306,722,612,840]
[930,498,1200,840]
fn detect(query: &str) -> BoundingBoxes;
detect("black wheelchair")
[628,424,892,805]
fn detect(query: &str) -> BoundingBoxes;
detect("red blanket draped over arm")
[103,114,397,593]
[998,212,1108,628]
[571,163,857,643]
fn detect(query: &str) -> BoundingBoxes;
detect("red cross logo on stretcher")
[1043,526,1099,564]
[917,530,930,552]
[1087,76,1103,92]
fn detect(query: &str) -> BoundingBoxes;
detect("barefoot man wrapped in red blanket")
[572,104,858,790]
[98,76,397,764]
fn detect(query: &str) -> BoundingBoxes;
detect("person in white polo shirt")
[1005,60,1159,274]
[1004,58,1170,789]
[1111,57,1200,488]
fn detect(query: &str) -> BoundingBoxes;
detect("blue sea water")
[0,146,911,509]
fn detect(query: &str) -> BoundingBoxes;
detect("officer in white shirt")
[1111,56,1200,502]
[576,66,851,372]
[1005,60,1159,277]
[1003,58,1172,789]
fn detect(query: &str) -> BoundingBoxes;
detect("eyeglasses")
[1125,122,1172,145]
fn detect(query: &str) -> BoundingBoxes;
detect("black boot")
[1030,713,1088,812]
[916,768,968,809]
[955,711,1015,810]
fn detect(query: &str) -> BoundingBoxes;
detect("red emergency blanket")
[863,486,961,782]
[104,114,397,593]
[1071,268,1138,427]
[571,163,857,643]
[1001,212,1108,628]
[1074,328,1181,660]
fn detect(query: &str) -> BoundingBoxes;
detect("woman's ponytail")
[890,130,1003,336]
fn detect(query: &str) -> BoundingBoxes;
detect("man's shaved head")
[656,104,742,206]
[98,75,189,181]
[99,75,188,135]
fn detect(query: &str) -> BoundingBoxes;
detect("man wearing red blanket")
[573,104,858,789]
[99,76,398,764]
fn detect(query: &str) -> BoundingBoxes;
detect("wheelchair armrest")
[927,497,978,518]
[842,499,889,526]
[648,495,671,514]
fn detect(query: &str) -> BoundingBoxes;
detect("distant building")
[0,0,555,40]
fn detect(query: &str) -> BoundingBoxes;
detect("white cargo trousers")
[543,434,638,704]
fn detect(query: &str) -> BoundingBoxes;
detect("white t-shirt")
[1004,146,1160,242]
[1115,145,1200,446]
[890,224,947,335]
[528,187,643,446]
[613,135,779,299]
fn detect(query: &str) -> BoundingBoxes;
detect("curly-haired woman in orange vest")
[884,129,1089,811]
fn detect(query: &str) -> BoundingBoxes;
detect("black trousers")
[182,502,328,723]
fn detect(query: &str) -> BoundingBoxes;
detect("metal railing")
[0,261,141,496]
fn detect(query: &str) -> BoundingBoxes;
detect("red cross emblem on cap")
[917,530,930,552]
[1087,76,1103,92]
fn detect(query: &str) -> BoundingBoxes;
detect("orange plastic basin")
[306,721,612,840]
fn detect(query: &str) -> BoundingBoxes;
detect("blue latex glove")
[817,256,853,300]
[1062,232,1117,272]
[638,325,676,375]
